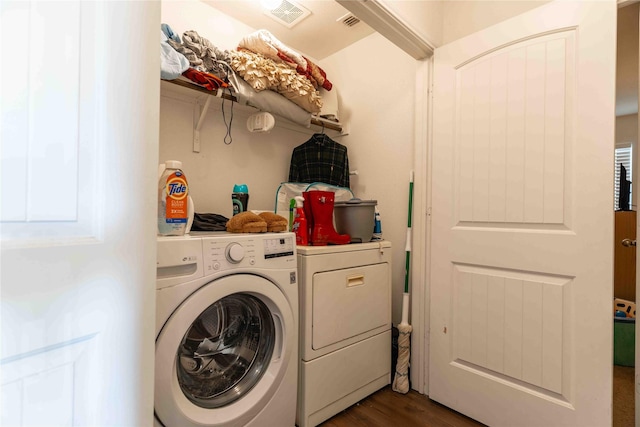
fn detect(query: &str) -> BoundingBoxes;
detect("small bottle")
[158,160,189,236]
[289,198,296,231]
[372,206,382,241]
[232,184,249,216]
[292,196,308,245]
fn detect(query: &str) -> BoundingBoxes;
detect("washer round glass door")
[177,293,274,408]
[155,274,294,427]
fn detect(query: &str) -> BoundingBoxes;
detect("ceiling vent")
[337,13,361,28]
[264,0,311,29]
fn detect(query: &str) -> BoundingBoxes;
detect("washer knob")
[226,243,245,263]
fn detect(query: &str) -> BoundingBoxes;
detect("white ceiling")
[201,0,375,60]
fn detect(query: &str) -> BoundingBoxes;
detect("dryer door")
[155,274,294,427]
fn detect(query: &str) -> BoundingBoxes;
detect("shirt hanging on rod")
[288,133,350,188]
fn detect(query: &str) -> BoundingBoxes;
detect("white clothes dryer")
[296,241,392,427]
[155,232,298,427]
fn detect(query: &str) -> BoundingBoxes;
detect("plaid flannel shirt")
[288,134,350,188]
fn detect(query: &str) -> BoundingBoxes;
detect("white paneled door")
[429,1,616,426]
[1,1,159,426]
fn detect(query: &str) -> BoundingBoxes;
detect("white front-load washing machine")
[155,232,298,427]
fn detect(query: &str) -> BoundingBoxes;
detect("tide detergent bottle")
[158,160,193,236]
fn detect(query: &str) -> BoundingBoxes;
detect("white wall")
[363,2,553,55]
[161,2,418,324]
[617,114,638,150]
[159,89,308,216]
[161,1,320,216]
[322,33,418,325]
[441,0,550,45]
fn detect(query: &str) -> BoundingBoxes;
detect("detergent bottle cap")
[233,184,249,193]
[165,160,182,169]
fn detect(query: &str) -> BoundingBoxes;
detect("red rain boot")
[308,191,351,245]
[302,191,315,244]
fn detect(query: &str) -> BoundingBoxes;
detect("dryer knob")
[226,243,245,263]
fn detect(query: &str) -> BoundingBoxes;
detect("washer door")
[155,274,294,427]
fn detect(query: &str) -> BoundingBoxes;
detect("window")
[615,145,633,210]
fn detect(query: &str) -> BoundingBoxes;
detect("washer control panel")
[263,236,295,259]
[201,233,296,273]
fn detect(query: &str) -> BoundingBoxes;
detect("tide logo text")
[166,177,188,200]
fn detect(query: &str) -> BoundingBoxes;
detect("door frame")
[621,3,640,425]
[407,58,432,395]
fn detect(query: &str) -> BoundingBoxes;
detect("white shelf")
[161,79,347,151]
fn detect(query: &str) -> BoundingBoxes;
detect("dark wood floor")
[613,365,634,427]
[317,369,634,427]
[319,386,485,427]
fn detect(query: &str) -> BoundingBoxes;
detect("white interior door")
[1,1,159,425]
[429,1,616,426]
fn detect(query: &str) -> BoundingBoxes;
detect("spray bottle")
[372,206,383,241]
[292,196,308,245]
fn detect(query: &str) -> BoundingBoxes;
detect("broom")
[392,170,414,394]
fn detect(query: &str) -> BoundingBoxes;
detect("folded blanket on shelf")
[160,29,190,80]
[167,30,232,82]
[238,29,332,91]
[181,68,228,91]
[160,26,318,126]
[161,23,181,44]
[239,29,307,70]
[301,55,332,91]
[229,49,322,114]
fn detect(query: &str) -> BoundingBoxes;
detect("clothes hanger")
[311,121,326,144]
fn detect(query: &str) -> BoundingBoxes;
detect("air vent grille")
[265,0,311,28]
[338,13,361,27]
